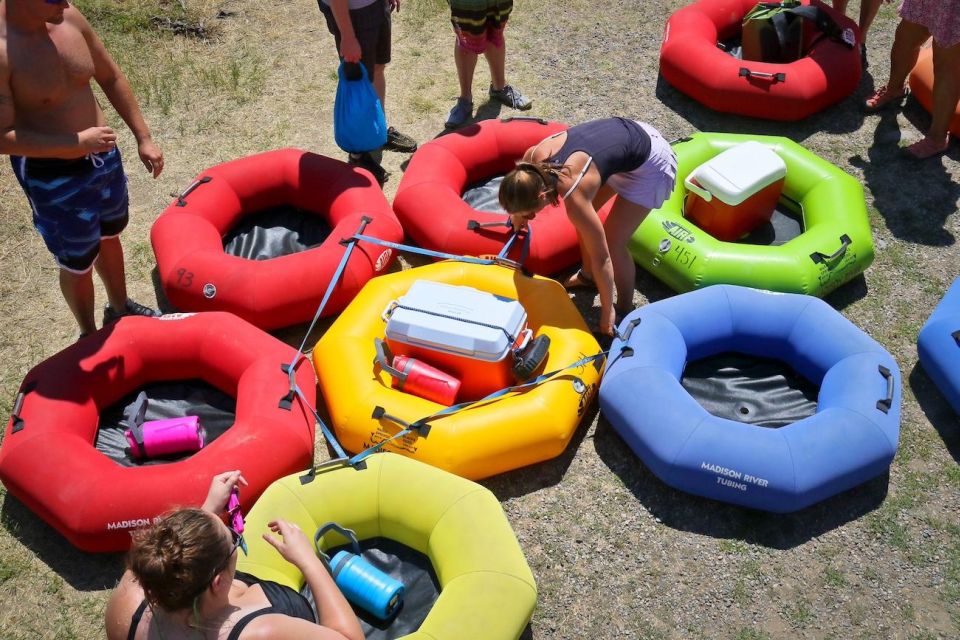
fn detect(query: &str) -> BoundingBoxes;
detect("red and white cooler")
[682,141,787,241]
[383,281,531,401]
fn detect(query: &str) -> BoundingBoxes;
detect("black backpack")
[741,1,856,64]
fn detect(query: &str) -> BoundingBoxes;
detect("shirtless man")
[0,0,163,337]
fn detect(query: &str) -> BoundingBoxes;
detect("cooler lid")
[385,281,527,362]
[686,142,787,206]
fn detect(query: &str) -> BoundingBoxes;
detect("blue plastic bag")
[334,62,388,154]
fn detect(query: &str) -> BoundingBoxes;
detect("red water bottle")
[374,339,460,405]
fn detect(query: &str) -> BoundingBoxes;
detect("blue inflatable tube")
[918,277,960,415]
[600,285,901,513]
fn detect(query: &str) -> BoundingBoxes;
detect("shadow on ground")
[654,72,871,142]
[482,399,601,501]
[1,493,125,591]
[849,99,960,247]
[908,362,960,463]
[593,415,889,550]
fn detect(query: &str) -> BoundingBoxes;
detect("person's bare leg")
[484,40,507,91]
[372,63,386,107]
[887,19,931,91]
[858,0,883,40]
[563,185,618,288]
[454,44,479,100]
[867,19,930,108]
[603,198,651,314]
[95,236,128,311]
[908,41,960,156]
[831,0,849,15]
[60,267,97,336]
[929,42,960,141]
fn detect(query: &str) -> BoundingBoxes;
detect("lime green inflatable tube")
[629,133,873,296]
[237,453,537,640]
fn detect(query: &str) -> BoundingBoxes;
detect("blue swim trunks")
[10,147,129,273]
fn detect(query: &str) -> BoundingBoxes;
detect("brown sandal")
[863,85,908,112]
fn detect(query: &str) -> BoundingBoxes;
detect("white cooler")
[383,281,531,399]
[683,141,787,241]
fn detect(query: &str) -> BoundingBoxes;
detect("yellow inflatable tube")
[237,453,537,640]
[312,261,602,480]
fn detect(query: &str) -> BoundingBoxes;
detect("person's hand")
[78,126,116,154]
[510,213,529,232]
[340,33,362,63]
[263,519,317,570]
[599,305,616,337]
[138,138,163,178]
[201,470,248,514]
[388,0,400,12]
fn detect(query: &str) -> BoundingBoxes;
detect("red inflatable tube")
[152,148,403,330]
[393,117,611,275]
[0,312,316,552]
[660,0,861,121]
[909,48,960,138]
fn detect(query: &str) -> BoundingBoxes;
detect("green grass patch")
[0,555,21,585]
[733,629,771,640]
[783,598,814,628]
[78,0,214,37]
[824,567,847,588]
[719,539,750,555]
[732,579,750,606]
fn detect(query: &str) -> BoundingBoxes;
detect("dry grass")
[1,0,959,638]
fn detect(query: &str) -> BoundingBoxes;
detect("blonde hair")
[499,161,569,213]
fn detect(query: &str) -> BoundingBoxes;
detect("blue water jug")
[315,522,404,620]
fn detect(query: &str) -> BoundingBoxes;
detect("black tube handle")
[876,365,894,414]
[500,115,548,125]
[371,405,430,436]
[809,234,852,264]
[739,67,786,83]
[341,215,373,245]
[175,175,212,207]
[467,219,512,231]
[10,390,26,433]
[617,318,642,342]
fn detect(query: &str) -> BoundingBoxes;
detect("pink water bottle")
[374,339,460,405]
[123,392,205,460]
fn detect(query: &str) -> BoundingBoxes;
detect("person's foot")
[562,268,595,289]
[489,84,532,110]
[103,299,161,325]
[903,135,950,160]
[445,97,473,128]
[863,85,908,112]
[383,126,417,153]
[348,152,389,186]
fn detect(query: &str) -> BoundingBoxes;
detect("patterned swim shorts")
[11,147,129,273]
[449,0,513,54]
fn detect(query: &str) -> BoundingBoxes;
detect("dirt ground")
[0,0,959,638]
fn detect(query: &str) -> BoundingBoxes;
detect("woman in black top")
[499,117,677,335]
[105,471,363,640]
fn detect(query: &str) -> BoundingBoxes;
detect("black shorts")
[318,0,391,79]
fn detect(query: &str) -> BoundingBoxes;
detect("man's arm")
[0,42,112,158]
[328,0,362,63]
[75,8,163,176]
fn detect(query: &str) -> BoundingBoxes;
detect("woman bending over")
[499,117,677,335]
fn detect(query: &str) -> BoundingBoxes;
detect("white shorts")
[606,122,678,210]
